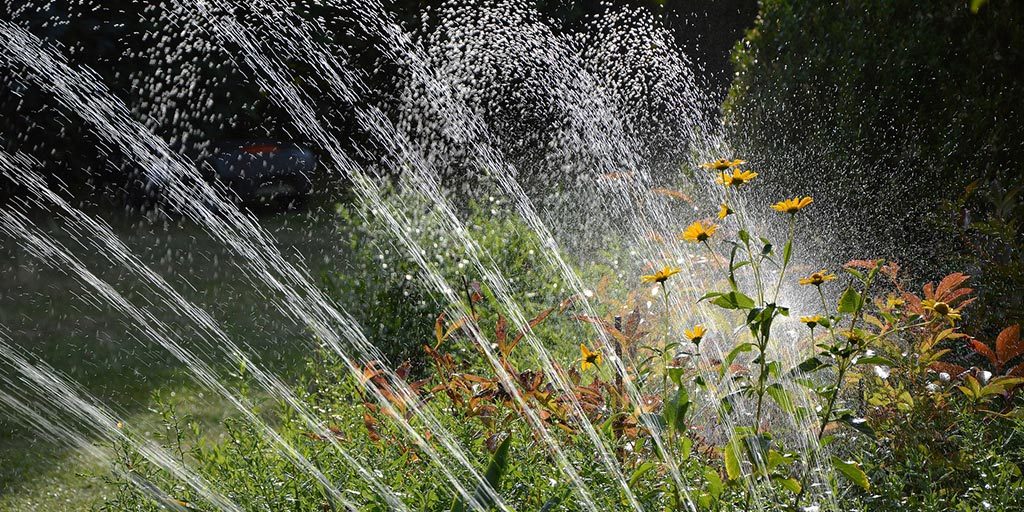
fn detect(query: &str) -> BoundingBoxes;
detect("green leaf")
[794,357,826,375]
[724,343,757,368]
[712,291,756,310]
[629,461,657,488]
[739,230,751,244]
[680,435,693,460]
[705,467,724,498]
[453,434,512,511]
[837,414,876,438]
[663,387,690,433]
[971,0,989,13]
[773,476,802,495]
[837,287,862,314]
[724,443,742,481]
[766,383,796,413]
[844,267,865,281]
[782,240,792,266]
[667,366,685,387]
[831,457,870,491]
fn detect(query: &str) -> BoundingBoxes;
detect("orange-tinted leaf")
[844,259,880,269]
[935,273,970,300]
[434,312,446,348]
[923,282,936,300]
[929,361,969,379]
[443,316,468,341]
[996,325,1023,366]
[969,338,999,370]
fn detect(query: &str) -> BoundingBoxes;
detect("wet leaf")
[838,287,862,314]
[832,457,869,491]
[724,442,742,481]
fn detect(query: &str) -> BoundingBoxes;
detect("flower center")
[932,301,950,315]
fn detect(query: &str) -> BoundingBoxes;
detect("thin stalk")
[702,240,725,269]
[772,216,796,302]
[660,281,672,398]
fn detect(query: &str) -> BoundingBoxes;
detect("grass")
[0,203,344,509]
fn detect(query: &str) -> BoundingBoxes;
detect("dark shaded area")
[724,0,1024,334]
[0,0,755,205]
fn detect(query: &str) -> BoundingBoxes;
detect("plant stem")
[772,216,796,302]
[660,281,672,398]
[703,240,725,269]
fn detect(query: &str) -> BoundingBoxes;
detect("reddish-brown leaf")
[935,273,970,300]
[558,294,580,312]
[434,312,446,348]
[396,361,411,381]
[969,338,999,370]
[510,307,554,350]
[928,361,969,379]
[363,411,381,442]
[1009,364,1024,378]
[495,314,508,345]
[996,325,1024,369]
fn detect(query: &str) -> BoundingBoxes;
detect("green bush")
[320,194,571,367]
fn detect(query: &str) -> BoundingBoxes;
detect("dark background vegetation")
[723,0,1024,336]
[0,0,755,202]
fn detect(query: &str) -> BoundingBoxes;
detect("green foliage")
[321,195,566,366]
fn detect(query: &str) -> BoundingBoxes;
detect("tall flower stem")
[735,208,766,304]
[660,281,672,398]
[702,240,725,269]
[772,216,796,302]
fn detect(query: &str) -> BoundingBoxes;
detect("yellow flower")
[580,344,603,371]
[718,203,734,219]
[800,315,825,328]
[684,324,706,345]
[641,266,681,284]
[771,196,814,214]
[701,158,746,171]
[921,299,962,323]
[798,270,837,286]
[680,221,718,243]
[715,169,758,187]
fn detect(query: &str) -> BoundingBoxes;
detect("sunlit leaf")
[838,287,862,314]
[831,457,869,491]
[724,442,742,481]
